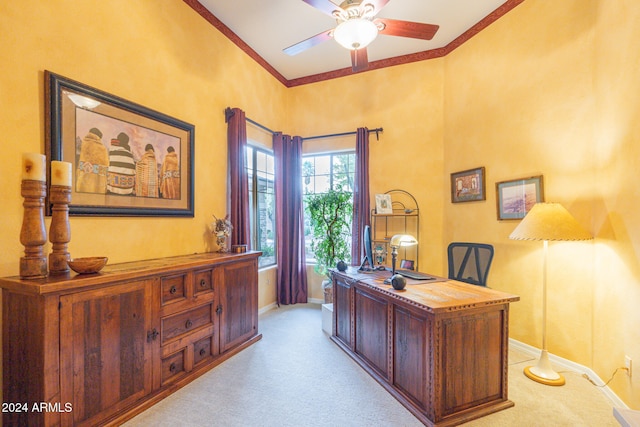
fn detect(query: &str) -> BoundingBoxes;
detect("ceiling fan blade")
[283,29,333,56]
[302,0,345,18]
[350,48,369,72]
[376,18,439,40]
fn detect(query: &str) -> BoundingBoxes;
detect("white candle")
[22,153,46,182]
[51,160,72,186]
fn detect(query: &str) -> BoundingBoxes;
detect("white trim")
[258,302,277,315]
[307,297,324,305]
[509,338,628,409]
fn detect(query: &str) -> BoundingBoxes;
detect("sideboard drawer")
[161,303,213,344]
[161,349,185,385]
[194,269,213,295]
[161,273,187,305]
[193,335,214,366]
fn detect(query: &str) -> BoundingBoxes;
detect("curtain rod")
[247,117,276,135]
[303,127,383,141]
[226,107,382,141]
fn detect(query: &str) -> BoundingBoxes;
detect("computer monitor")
[359,225,375,271]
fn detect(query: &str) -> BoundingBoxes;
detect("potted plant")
[306,188,353,303]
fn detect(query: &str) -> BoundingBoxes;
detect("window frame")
[247,144,277,268]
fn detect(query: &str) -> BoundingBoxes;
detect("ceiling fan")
[283,0,439,72]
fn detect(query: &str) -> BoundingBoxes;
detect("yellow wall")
[0,0,288,279]
[1,0,639,410]
[441,0,639,407]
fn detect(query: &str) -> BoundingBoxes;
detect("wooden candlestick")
[49,185,71,274]
[20,179,48,279]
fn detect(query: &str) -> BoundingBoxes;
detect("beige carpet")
[124,304,618,426]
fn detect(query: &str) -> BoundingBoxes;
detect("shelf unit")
[371,189,419,271]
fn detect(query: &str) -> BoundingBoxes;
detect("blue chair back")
[447,242,494,287]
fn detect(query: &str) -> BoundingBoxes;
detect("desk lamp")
[509,203,592,386]
[389,234,418,276]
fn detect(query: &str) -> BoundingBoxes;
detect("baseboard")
[307,297,324,305]
[258,302,277,315]
[509,338,628,409]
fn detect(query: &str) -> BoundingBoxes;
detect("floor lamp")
[509,203,592,386]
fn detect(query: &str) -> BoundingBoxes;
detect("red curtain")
[351,127,370,265]
[273,133,308,305]
[225,107,250,247]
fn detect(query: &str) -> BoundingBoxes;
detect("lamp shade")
[389,234,418,247]
[509,203,592,241]
[333,18,378,50]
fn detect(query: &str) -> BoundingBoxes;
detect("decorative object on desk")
[400,259,414,270]
[496,175,544,220]
[48,161,72,274]
[374,244,386,265]
[509,202,592,386]
[375,193,393,214]
[336,260,348,272]
[307,189,353,303]
[68,256,108,274]
[20,153,48,279]
[390,274,406,290]
[389,234,418,276]
[44,70,194,217]
[212,214,233,253]
[450,166,486,203]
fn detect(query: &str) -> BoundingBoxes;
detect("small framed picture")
[451,167,486,203]
[375,193,393,214]
[400,259,414,270]
[496,175,544,220]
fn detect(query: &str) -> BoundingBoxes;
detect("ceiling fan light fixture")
[333,18,378,50]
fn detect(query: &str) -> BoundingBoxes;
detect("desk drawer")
[161,303,213,344]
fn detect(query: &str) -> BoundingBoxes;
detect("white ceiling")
[197,0,511,82]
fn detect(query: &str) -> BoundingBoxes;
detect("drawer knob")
[185,319,193,329]
[169,286,177,295]
[169,363,177,373]
[200,279,207,287]
[199,348,206,357]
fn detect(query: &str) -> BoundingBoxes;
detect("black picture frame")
[45,70,194,217]
[450,166,486,203]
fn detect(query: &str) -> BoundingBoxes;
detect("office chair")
[447,242,494,287]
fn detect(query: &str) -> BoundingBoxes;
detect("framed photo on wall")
[496,175,544,220]
[450,167,486,203]
[45,70,195,216]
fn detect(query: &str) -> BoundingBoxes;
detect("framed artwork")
[451,167,486,203]
[496,175,544,220]
[45,70,195,216]
[400,259,414,270]
[375,193,393,214]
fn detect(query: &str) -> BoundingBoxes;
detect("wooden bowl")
[68,257,108,274]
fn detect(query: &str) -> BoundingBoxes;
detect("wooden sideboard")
[332,268,519,427]
[0,251,261,426]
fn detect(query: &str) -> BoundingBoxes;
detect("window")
[302,152,355,262]
[247,146,276,268]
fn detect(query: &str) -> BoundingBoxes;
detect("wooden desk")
[331,268,519,427]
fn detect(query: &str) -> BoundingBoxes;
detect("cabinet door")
[333,274,352,347]
[59,279,158,426]
[219,259,258,353]
[354,286,390,379]
[393,304,431,411]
